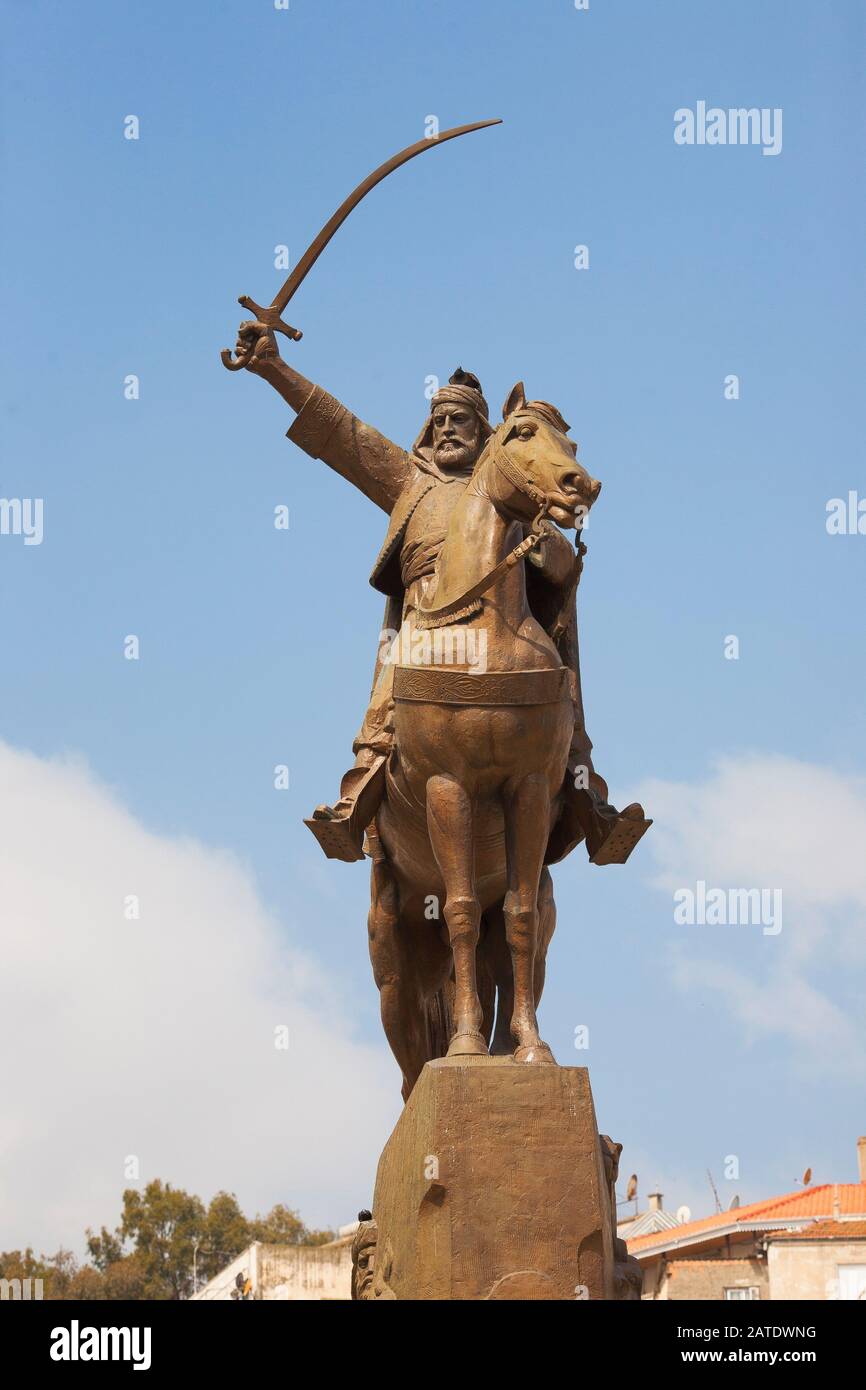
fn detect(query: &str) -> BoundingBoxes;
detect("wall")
[192,1245,258,1301]
[768,1241,866,1300]
[191,1239,352,1301]
[258,1241,352,1300]
[645,1255,767,1300]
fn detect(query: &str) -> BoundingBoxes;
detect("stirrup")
[590,804,652,866]
[304,813,367,863]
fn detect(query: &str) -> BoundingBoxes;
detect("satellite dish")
[626,1174,638,1202]
[676,1205,691,1224]
[802,1167,812,1187]
[729,1195,740,1210]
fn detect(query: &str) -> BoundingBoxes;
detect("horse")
[366,382,603,1101]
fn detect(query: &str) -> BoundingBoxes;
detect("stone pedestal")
[369,1057,616,1300]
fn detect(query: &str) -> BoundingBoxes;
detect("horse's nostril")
[590,478,601,500]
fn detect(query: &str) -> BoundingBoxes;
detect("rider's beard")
[433,438,477,471]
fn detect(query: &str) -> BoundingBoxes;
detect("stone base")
[369,1057,616,1300]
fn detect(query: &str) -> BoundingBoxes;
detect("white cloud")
[0,741,398,1257]
[636,752,866,1075]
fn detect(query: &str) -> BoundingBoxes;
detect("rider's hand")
[528,521,574,583]
[235,320,279,371]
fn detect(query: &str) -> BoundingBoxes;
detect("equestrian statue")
[222,122,650,1100]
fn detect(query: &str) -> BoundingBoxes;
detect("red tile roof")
[767,1220,866,1242]
[628,1185,866,1256]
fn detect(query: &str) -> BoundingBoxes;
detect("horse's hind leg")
[368,845,446,1100]
[426,774,488,1057]
[483,868,555,1056]
[503,773,556,1064]
[534,866,556,1007]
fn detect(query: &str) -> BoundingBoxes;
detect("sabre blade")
[269,119,502,316]
[222,118,501,369]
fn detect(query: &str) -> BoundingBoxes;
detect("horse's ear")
[502,381,526,419]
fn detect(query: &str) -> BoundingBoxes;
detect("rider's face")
[431,406,481,471]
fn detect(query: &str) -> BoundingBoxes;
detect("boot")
[304,753,387,863]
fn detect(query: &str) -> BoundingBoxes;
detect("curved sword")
[221,119,502,371]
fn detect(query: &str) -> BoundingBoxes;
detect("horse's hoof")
[513,1041,556,1065]
[446,1030,489,1058]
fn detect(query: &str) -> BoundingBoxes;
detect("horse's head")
[487,381,601,530]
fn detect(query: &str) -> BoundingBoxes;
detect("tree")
[0,1247,79,1299]
[249,1203,335,1247]
[8,1182,335,1299]
[102,1253,149,1301]
[199,1191,253,1284]
[65,1266,106,1300]
[118,1181,207,1300]
[249,1203,306,1246]
[86,1226,124,1273]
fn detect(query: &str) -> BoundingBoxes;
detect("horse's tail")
[426,985,453,1061]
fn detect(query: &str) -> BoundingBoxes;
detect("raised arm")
[235,320,411,515]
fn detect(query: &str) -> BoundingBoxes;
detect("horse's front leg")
[503,772,556,1064]
[426,774,488,1057]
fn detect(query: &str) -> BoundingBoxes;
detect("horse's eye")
[518,426,534,440]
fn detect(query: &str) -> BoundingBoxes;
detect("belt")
[393,665,571,706]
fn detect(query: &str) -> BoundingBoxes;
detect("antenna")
[801,1167,812,1187]
[676,1204,692,1225]
[729,1194,740,1210]
[707,1168,722,1214]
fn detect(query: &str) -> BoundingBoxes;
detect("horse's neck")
[431,458,525,625]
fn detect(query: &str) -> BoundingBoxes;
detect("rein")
[415,431,584,632]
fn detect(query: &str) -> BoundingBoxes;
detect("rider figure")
[235,319,643,864]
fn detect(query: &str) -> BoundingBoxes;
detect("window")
[837,1265,866,1301]
[725,1286,760,1300]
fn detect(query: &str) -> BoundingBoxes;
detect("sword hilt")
[221,295,303,372]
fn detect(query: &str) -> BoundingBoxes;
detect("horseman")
[235,320,640,866]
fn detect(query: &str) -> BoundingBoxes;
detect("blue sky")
[2,0,864,1246]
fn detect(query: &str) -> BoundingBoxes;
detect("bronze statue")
[601,1136,645,1299]
[224,125,650,1100]
[351,1211,395,1301]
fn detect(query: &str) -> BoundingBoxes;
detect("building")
[766,1222,866,1300]
[191,1229,355,1301]
[629,1137,866,1300]
[193,1143,866,1300]
[617,1190,680,1243]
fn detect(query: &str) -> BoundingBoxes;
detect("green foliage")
[1,1181,335,1300]
[117,1180,206,1299]
[248,1202,305,1246]
[0,1247,79,1299]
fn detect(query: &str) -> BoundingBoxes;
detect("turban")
[413,367,493,458]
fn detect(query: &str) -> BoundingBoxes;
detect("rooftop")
[628,1184,866,1259]
[767,1219,866,1242]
